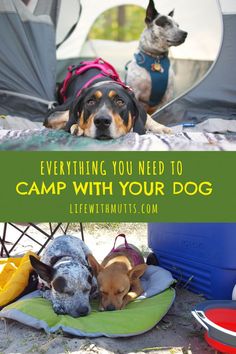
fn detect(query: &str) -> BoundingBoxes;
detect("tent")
[152,0,236,131]
[56,0,222,96]
[0,0,235,133]
[0,0,80,122]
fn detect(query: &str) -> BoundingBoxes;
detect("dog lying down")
[30,235,97,318]
[88,234,147,311]
[45,58,171,140]
[30,235,147,316]
[89,234,147,311]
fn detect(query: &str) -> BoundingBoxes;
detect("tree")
[117,6,126,41]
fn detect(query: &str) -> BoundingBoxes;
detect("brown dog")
[88,236,147,311]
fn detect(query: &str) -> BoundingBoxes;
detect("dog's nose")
[94,116,112,129]
[105,304,116,311]
[76,305,89,317]
[182,31,188,39]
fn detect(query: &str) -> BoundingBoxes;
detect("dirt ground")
[0,223,214,354]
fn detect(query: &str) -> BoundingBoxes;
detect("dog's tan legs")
[45,110,70,129]
[121,280,144,309]
[145,114,172,134]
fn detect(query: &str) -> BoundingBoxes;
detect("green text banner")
[0,151,235,222]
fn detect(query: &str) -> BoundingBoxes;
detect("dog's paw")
[53,303,66,315]
[146,115,172,134]
[70,124,84,136]
[148,123,172,134]
[45,110,69,129]
[160,125,172,134]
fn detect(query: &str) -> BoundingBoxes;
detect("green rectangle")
[0,151,235,222]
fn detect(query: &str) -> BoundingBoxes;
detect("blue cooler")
[148,223,236,299]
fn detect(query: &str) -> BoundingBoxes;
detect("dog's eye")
[115,98,125,107]
[65,290,75,296]
[155,18,169,28]
[86,98,96,106]
[156,21,165,28]
[83,288,90,294]
[116,289,125,295]
[88,274,92,284]
[101,291,108,296]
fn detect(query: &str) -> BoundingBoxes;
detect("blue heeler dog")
[126,0,187,117]
[30,235,97,317]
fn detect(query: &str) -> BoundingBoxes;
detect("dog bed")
[0,266,175,338]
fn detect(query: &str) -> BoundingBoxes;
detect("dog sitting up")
[126,0,187,115]
[30,235,97,317]
[88,234,147,311]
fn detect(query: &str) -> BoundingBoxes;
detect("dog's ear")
[29,255,54,283]
[126,91,147,134]
[145,0,159,25]
[87,254,103,277]
[64,88,88,133]
[168,9,174,17]
[128,264,147,281]
[132,105,147,135]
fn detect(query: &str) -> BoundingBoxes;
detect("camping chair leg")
[58,223,70,234]
[63,223,70,234]
[0,237,9,257]
[0,222,84,257]
[49,223,53,234]
[36,223,62,255]
[80,222,84,241]
[7,223,31,254]
[0,223,10,257]
[1,223,49,257]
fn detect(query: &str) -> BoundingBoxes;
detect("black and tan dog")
[45,62,171,139]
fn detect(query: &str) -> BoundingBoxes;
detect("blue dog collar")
[134,51,170,107]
